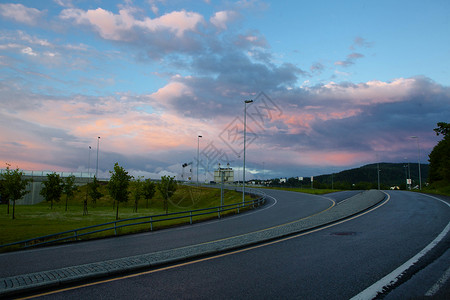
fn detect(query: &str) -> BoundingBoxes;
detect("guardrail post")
[150,216,153,231]
[74,230,78,241]
[218,207,221,218]
[114,222,117,235]
[190,211,193,224]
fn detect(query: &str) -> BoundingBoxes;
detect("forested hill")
[315,163,429,189]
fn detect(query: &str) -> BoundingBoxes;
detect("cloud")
[0,3,45,25]
[335,52,364,67]
[351,36,373,50]
[0,4,447,179]
[53,0,74,8]
[60,7,205,41]
[210,10,239,30]
[1,74,448,178]
[21,46,37,56]
[310,62,325,74]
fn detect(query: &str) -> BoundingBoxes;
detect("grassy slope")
[0,184,251,246]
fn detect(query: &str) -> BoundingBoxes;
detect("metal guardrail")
[0,190,266,251]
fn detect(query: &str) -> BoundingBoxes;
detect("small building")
[214,165,234,183]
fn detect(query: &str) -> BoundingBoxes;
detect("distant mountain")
[266,163,429,190]
[315,163,429,189]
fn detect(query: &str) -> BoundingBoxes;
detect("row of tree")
[0,162,177,220]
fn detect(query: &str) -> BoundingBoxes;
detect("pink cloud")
[60,7,204,40]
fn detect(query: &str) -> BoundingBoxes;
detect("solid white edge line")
[425,264,450,296]
[350,193,450,300]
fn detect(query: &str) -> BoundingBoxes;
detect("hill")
[315,163,429,190]
[266,163,429,190]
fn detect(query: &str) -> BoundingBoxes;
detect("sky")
[0,0,449,181]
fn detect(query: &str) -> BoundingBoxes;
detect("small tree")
[1,164,30,219]
[63,175,78,211]
[108,163,132,220]
[88,176,103,207]
[40,173,63,209]
[143,178,156,209]
[132,177,144,213]
[157,175,177,214]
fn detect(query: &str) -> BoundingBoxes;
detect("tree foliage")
[40,173,63,209]
[63,175,78,211]
[132,177,144,213]
[143,179,156,209]
[88,176,103,206]
[0,164,30,219]
[429,122,450,183]
[157,175,177,214]
[108,163,132,220]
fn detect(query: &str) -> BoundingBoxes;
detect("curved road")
[26,190,450,299]
[0,189,335,278]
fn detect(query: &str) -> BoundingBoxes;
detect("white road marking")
[350,193,450,300]
[425,263,450,296]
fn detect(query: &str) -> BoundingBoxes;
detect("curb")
[0,190,386,297]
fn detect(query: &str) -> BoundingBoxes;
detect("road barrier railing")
[0,190,266,251]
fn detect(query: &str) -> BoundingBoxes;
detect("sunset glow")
[0,1,449,180]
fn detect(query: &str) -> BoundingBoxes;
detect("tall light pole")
[88,146,91,179]
[96,136,100,178]
[411,136,422,190]
[243,99,253,205]
[197,135,202,186]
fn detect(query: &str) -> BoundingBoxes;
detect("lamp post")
[85,145,92,216]
[243,99,253,205]
[95,136,100,178]
[197,135,202,186]
[411,136,422,190]
[88,146,91,179]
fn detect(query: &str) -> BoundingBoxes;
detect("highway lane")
[0,189,333,278]
[34,191,450,299]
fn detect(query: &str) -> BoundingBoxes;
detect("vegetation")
[157,175,177,214]
[40,172,63,209]
[266,163,429,191]
[132,177,144,213]
[429,122,450,184]
[142,178,156,208]
[63,175,78,212]
[88,176,103,207]
[108,163,133,220]
[425,122,450,196]
[0,164,30,219]
[0,184,251,247]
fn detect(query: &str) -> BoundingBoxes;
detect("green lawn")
[0,184,253,249]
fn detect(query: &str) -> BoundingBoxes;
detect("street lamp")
[243,99,253,205]
[96,136,100,178]
[411,136,422,190]
[197,135,202,186]
[88,146,91,179]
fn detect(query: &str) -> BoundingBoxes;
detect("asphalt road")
[30,191,450,299]
[0,189,334,278]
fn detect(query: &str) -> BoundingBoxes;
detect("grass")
[420,181,450,197]
[0,184,253,249]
